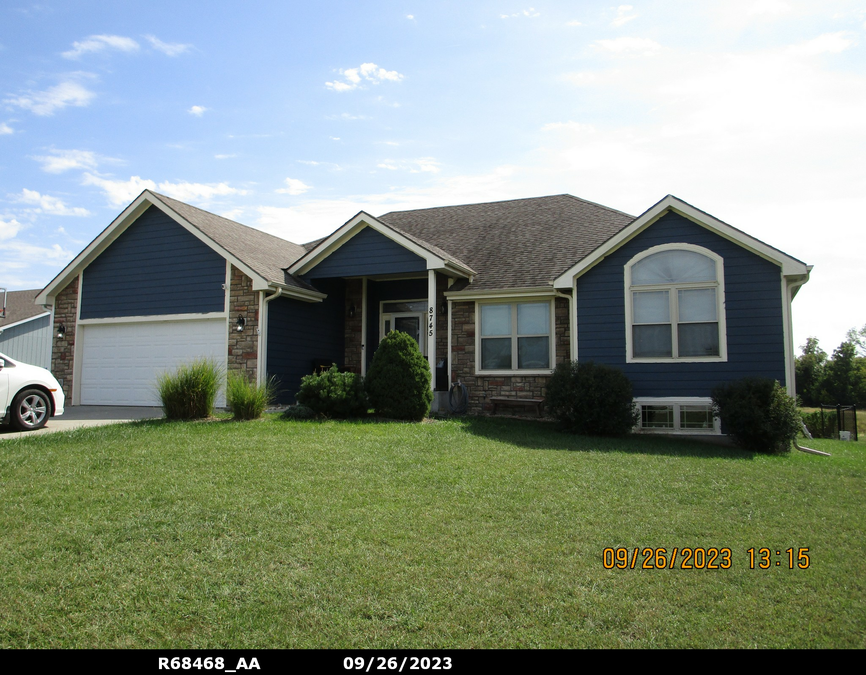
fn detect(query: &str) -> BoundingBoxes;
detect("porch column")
[427,269,436,390]
[361,277,368,376]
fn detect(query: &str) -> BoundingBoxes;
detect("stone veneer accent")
[227,265,258,381]
[51,275,79,401]
[344,279,363,373]
[450,295,571,415]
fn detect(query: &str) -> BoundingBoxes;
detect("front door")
[381,300,427,356]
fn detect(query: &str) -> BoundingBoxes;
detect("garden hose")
[449,381,468,414]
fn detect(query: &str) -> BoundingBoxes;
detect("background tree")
[795,337,828,406]
[846,323,866,357]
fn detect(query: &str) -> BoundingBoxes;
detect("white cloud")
[34,149,99,173]
[0,122,13,135]
[82,174,156,206]
[62,34,139,59]
[500,8,540,19]
[188,105,207,117]
[82,174,247,206]
[406,14,414,20]
[0,217,23,240]
[566,21,584,27]
[788,31,856,56]
[611,5,638,27]
[595,37,661,54]
[214,153,237,160]
[254,166,518,243]
[276,178,311,195]
[219,208,245,221]
[5,80,96,116]
[325,63,404,92]
[376,158,441,174]
[3,240,73,263]
[144,35,191,56]
[747,0,791,16]
[15,188,90,216]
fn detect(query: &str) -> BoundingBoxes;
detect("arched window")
[625,245,726,361]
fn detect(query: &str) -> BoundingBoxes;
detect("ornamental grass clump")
[156,358,222,420]
[296,364,368,418]
[226,372,278,420]
[712,377,801,453]
[365,330,433,421]
[546,360,638,436]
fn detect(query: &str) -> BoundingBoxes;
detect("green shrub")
[711,378,801,453]
[365,331,433,421]
[296,364,368,418]
[156,358,222,420]
[280,404,318,420]
[226,372,277,420]
[800,410,836,439]
[545,360,638,436]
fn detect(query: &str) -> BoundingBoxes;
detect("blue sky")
[2,0,864,353]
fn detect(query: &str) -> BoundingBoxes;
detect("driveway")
[0,406,163,440]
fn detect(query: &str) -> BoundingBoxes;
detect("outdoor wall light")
[348,303,356,319]
[440,301,448,315]
[56,323,66,340]
[236,315,246,332]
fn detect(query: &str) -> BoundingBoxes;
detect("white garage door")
[79,319,227,406]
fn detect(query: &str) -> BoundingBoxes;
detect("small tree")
[365,331,433,421]
[711,378,801,454]
[546,361,638,436]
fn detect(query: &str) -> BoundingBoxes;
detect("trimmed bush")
[226,372,277,420]
[296,364,368,418]
[156,358,222,420]
[365,331,433,421]
[546,360,638,436]
[711,378,801,453]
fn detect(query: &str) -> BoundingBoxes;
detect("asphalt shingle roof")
[376,194,635,290]
[1,289,48,328]
[149,192,316,291]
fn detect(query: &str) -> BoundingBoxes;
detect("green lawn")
[0,416,863,649]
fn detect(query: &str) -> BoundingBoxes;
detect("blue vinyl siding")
[266,278,345,404]
[577,211,786,397]
[80,205,226,319]
[304,227,426,279]
[0,314,51,369]
[365,278,428,367]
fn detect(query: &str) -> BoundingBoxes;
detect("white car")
[0,351,65,431]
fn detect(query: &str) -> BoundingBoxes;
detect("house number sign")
[428,306,434,337]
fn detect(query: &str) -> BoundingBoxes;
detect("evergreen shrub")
[546,360,638,435]
[296,365,368,418]
[365,331,433,421]
[711,377,801,453]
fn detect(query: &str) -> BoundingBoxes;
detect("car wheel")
[11,389,51,431]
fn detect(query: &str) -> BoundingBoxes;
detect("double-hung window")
[478,301,552,372]
[627,245,726,361]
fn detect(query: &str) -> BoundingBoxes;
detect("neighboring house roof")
[376,194,635,291]
[148,192,315,292]
[0,289,49,330]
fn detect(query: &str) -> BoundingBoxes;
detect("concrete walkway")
[0,406,163,440]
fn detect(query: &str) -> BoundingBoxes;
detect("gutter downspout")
[259,287,284,385]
